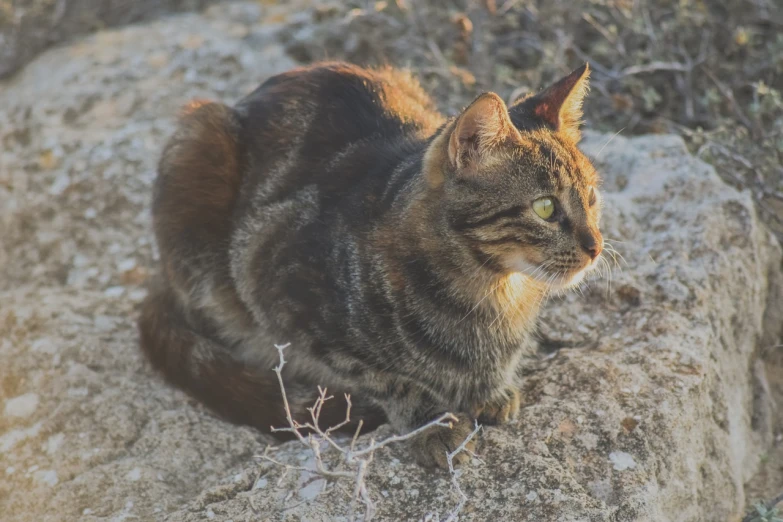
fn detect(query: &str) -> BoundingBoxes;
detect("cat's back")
[222,63,446,353]
[235,63,445,168]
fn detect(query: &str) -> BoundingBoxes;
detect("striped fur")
[138,62,603,468]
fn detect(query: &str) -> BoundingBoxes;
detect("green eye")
[533,197,555,220]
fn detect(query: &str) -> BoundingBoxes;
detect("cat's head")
[425,64,602,290]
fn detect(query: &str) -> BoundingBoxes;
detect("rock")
[4,393,39,419]
[0,0,219,80]
[0,3,781,522]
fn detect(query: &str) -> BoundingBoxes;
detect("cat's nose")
[579,233,603,260]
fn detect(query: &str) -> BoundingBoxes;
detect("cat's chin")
[506,258,593,292]
[547,256,603,291]
[548,269,586,291]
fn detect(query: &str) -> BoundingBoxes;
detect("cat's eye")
[588,187,597,207]
[533,197,555,220]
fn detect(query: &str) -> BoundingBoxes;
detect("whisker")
[602,243,627,271]
[606,248,628,268]
[487,261,555,331]
[597,256,612,299]
[456,278,503,325]
[603,239,629,266]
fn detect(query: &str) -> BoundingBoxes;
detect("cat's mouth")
[507,254,601,291]
[547,267,588,291]
[548,255,603,291]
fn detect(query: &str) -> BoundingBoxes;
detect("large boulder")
[0,0,217,79]
[1,3,781,521]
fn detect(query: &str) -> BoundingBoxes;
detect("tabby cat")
[138,62,603,468]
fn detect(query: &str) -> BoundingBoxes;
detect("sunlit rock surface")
[1,3,781,521]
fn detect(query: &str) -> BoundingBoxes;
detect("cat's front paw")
[472,387,521,425]
[410,413,477,469]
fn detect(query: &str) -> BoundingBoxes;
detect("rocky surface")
[1,2,781,521]
[0,0,218,79]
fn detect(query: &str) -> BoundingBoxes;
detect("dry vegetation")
[259,344,482,521]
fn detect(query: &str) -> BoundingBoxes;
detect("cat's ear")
[448,92,517,172]
[509,64,590,142]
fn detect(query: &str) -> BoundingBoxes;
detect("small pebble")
[104,286,125,297]
[609,451,637,471]
[4,393,39,418]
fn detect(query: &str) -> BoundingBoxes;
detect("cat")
[138,61,603,469]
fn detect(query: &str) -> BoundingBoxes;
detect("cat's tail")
[138,287,385,438]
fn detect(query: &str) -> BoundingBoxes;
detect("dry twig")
[257,343,482,521]
[443,421,483,522]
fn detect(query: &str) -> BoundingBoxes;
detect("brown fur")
[138,62,603,468]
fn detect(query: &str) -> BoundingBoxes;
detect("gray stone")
[1,3,781,521]
[0,0,219,79]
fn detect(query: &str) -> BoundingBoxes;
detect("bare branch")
[350,419,364,454]
[324,393,354,437]
[702,67,755,131]
[620,61,691,76]
[443,421,483,522]
[347,413,458,460]
[258,343,482,521]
